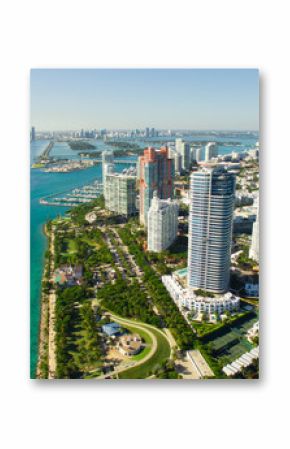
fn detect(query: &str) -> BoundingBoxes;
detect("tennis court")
[207,312,258,363]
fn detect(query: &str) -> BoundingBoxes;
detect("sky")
[30,69,259,131]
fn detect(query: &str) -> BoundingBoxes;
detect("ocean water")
[30,140,136,377]
[30,133,258,378]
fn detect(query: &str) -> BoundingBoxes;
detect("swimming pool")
[175,267,188,277]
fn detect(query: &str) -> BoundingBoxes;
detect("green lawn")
[123,324,153,362]
[118,327,171,379]
[81,236,101,249]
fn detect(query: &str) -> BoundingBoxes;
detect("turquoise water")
[30,140,134,377]
[30,133,258,378]
[175,267,188,277]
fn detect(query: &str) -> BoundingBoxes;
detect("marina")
[39,180,103,207]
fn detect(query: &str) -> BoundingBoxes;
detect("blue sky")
[30,69,259,131]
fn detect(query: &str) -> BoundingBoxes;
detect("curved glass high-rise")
[187,166,235,293]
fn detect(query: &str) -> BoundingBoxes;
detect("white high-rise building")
[196,148,202,163]
[102,150,114,181]
[103,162,114,202]
[187,166,236,293]
[175,138,190,171]
[168,146,175,159]
[249,198,259,262]
[102,150,114,201]
[147,192,179,252]
[205,142,218,162]
[174,152,182,174]
[105,169,137,217]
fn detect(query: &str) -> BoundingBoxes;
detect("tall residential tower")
[176,138,190,171]
[139,146,174,226]
[187,166,236,293]
[147,192,179,252]
[102,150,114,201]
[205,142,218,162]
[249,197,259,262]
[105,169,137,217]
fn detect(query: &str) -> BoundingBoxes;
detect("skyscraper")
[145,127,150,138]
[196,148,202,163]
[103,162,114,202]
[187,166,236,293]
[102,150,114,201]
[31,126,36,141]
[205,142,218,161]
[175,138,190,171]
[105,170,137,217]
[139,146,174,226]
[102,150,114,182]
[174,152,182,174]
[249,198,259,262]
[190,147,197,163]
[147,192,179,252]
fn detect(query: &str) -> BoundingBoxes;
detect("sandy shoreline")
[36,225,56,379]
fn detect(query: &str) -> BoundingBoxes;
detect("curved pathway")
[95,312,172,379]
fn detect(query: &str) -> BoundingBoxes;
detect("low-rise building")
[247,321,259,341]
[102,322,122,337]
[162,274,240,316]
[53,265,83,286]
[85,211,97,224]
[118,333,142,356]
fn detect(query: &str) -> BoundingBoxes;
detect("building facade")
[196,148,202,163]
[174,152,182,174]
[162,274,240,316]
[187,166,236,293]
[31,126,36,141]
[205,142,217,162]
[147,192,179,252]
[249,198,259,262]
[102,150,114,183]
[176,138,190,171]
[190,147,197,164]
[139,146,174,226]
[105,170,137,217]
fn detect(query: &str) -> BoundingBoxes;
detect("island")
[68,141,97,151]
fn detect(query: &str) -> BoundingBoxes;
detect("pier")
[39,180,103,207]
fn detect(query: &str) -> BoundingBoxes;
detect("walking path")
[94,311,172,379]
[48,230,57,379]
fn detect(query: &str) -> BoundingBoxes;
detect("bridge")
[93,158,137,165]
[38,141,54,161]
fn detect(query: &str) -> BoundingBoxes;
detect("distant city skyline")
[31,69,259,131]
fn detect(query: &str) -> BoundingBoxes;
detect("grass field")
[118,327,171,379]
[81,236,101,249]
[61,238,77,256]
[123,324,153,362]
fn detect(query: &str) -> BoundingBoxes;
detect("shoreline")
[36,224,56,379]
[36,224,49,378]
